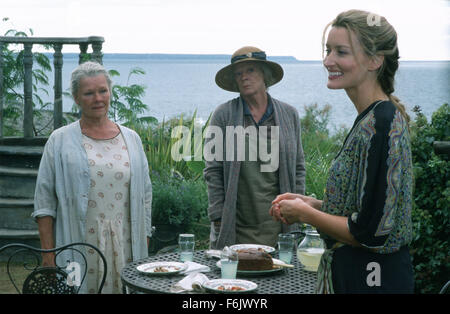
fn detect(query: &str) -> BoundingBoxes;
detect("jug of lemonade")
[297,225,325,272]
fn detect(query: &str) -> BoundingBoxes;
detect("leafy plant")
[1,17,55,136]
[108,67,156,126]
[151,172,208,228]
[409,104,449,293]
[148,170,210,254]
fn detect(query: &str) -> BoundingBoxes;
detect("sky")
[1,0,449,60]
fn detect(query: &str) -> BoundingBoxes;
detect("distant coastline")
[30,53,448,130]
[45,53,302,63]
[43,53,449,64]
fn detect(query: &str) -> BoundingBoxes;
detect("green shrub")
[151,171,208,230]
[409,104,450,293]
[147,171,209,254]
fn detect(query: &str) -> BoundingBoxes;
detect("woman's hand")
[270,193,301,223]
[271,192,303,204]
[269,202,287,224]
[270,197,306,225]
[296,194,322,210]
[272,193,322,209]
[278,197,313,225]
[270,193,320,225]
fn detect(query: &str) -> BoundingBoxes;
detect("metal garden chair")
[0,242,107,294]
[439,280,450,294]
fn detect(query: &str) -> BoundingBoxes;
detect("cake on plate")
[236,248,273,271]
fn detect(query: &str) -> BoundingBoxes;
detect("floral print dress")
[82,132,133,294]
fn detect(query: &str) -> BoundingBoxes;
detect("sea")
[43,53,449,131]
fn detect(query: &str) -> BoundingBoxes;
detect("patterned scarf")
[316,242,345,294]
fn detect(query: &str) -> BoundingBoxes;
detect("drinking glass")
[278,233,295,264]
[220,246,239,279]
[178,233,195,262]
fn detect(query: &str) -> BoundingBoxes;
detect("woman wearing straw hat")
[204,46,306,249]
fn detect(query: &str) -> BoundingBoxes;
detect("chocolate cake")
[236,249,273,271]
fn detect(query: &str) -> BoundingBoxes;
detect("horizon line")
[41,52,450,62]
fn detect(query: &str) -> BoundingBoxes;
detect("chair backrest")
[0,242,107,294]
[439,280,450,294]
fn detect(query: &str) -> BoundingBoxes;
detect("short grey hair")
[70,61,112,97]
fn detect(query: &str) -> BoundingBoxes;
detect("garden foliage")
[1,18,55,136]
[409,104,449,293]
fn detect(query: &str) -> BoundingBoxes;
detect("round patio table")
[121,250,317,294]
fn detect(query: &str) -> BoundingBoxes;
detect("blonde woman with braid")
[270,10,414,293]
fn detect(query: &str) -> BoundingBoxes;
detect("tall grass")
[129,110,211,181]
[300,103,347,200]
[303,140,337,199]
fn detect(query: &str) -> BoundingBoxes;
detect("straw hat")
[215,46,284,92]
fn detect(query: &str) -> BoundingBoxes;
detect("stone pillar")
[23,43,34,138]
[53,43,63,130]
[79,43,88,64]
[91,40,103,65]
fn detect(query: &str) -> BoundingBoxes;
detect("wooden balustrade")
[0,36,104,138]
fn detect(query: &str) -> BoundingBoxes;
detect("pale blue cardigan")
[33,121,152,265]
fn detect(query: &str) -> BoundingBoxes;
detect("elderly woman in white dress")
[33,61,152,294]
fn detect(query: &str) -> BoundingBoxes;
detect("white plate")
[216,258,285,275]
[202,279,257,293]
[205,250,222,259]
[229,244,276,254]
[136,262,187,276]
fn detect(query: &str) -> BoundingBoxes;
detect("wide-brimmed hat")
[215,46,284,92]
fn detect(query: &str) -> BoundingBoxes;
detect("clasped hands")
[269,193,322,225]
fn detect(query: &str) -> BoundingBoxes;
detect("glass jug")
[297,225,325,272]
